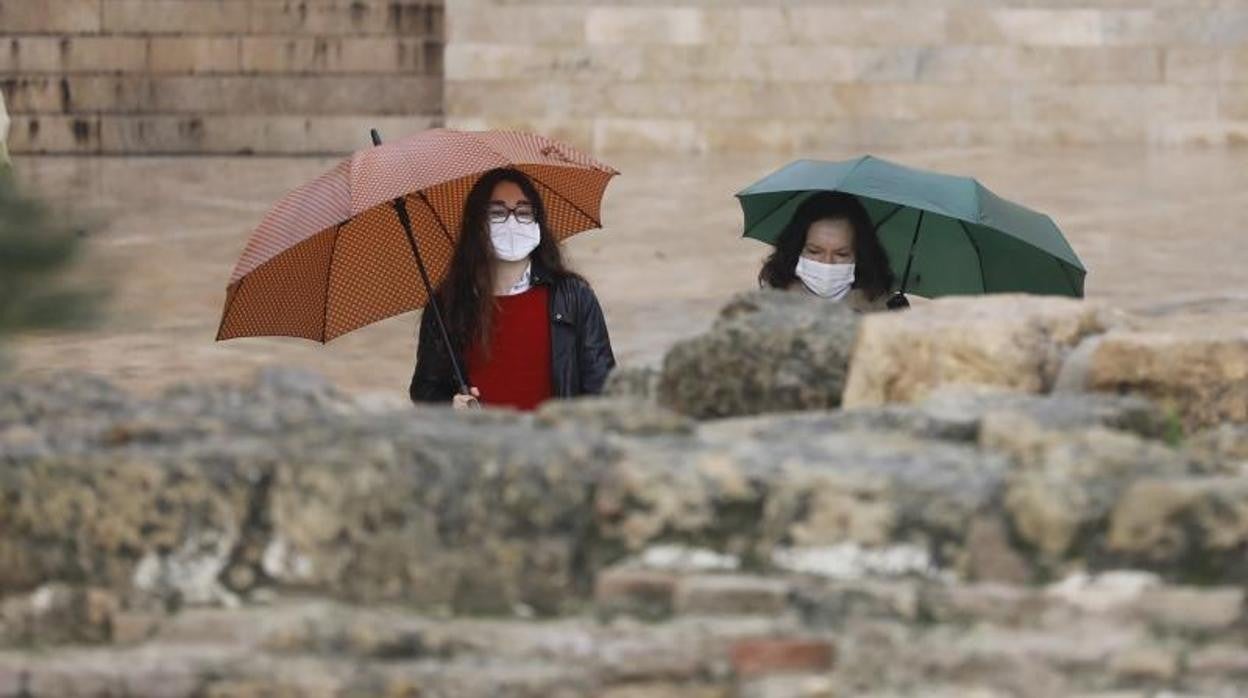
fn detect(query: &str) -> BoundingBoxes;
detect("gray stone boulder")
[1184,424,1248,475]
[1106,476,1248,582]
[657,290,860,419]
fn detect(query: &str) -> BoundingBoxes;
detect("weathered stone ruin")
[1,292,1245,697]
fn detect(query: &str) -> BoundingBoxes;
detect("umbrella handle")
[371,128,474,401]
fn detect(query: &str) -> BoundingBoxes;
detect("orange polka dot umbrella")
[216,128,618,348]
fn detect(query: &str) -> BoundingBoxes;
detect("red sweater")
[465,287,553,411]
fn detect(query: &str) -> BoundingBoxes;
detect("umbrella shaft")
[899,209,925,294]
[371,127,470,398]
[392,197,471,396]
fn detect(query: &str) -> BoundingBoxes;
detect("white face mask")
[796,257,855,300]
[489,217,541,262]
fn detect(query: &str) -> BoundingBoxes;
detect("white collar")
[497,262,533,296]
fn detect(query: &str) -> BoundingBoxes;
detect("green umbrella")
[736,156,1086,298]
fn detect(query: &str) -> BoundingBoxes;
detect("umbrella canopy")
[736,156,1086,298]
[217,128,618,342]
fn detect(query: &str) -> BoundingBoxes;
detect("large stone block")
[855,119,1015,148]
[248,0,409,35]
[145,75,439,116]
[843,296,1107,408]
[786,8,947,46]
[586,8,708,46]
[2,76,150,114]
[447,4,585,45]
[446,115,594,153]
[0,0,101,32]
[241,37,434,75]
[640,46,918,84]
[99,114,435,155]
[447,80,603,119]
[947,8,1104,46]
[837,84,1003,121]
[593,117,704,153]
[1012,118,1150,147]
[917,46,1162,84]
[99,115,213,154]
[1119,8,1248,48]
[0,78,64,114]
[599,82,748,120]
[149,38,241,74]
[102,0,250,33]
[1153,121,1248,148]
[1,37,149,74]
[1013,85,1218,123]
[734,8,789,46]
[702,119,853,153]
[249,0,439,36]
[1081,328,1248,431]
[63,75,152,112]
[1220,89,1248,120]
[1165,48,1233,84]
[446,44,643,82]
[4,114,101,154]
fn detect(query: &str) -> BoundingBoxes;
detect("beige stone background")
[1,0,444,154]
[445,0,1248,150]
[1,0,1247,398]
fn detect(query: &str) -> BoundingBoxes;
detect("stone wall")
[1,292,1246,695]
[445,0,1248,153]
[0,0,444,155]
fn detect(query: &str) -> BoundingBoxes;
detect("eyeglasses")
[487,203,536,225]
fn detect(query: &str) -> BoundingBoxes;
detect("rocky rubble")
[658,290,861,419]
[0,292,1246,696]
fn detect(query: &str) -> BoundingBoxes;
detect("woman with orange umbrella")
[217,128,619,411]
[411,168,614,410]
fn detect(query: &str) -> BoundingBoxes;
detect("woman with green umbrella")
[740,156,1086,302]
[757,190,908,312]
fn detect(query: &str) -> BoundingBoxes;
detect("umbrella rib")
[321,222,345,343]
[874,203,904,230]
[1056,257,1083,298]
[416,190,455,246]
[523,169,603,229]
[215,275,244,341]
[957,220,988,294]
[898,210,925,294]
[743,190,803,239]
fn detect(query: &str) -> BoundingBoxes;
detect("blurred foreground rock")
[658,290,860,419]
[1,293,1246,696]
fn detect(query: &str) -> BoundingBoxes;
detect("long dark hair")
[439,168,578,350]
[758,191,895,300]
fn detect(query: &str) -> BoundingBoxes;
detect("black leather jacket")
[409,266,615,404]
